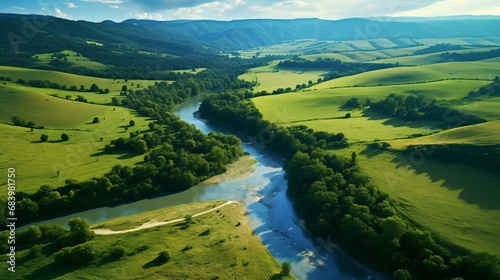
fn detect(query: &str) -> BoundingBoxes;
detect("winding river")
[22,97,374,280]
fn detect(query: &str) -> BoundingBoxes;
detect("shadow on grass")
[391,154,500,210]
[142,259,167,269]
[28,261,80,280]
[360,146,385,158]
[89,150,139,160]
[362,109,441,130]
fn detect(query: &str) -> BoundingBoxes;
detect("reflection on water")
[22,97,373,280]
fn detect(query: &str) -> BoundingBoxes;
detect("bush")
[54,242,99,266]
[27,244,43,259]
[61,133,69,141]
[154,250,171,264]
[107,246,126,260]
[199,229,211,236]
[40,134,49,142]
[92,117,99,123]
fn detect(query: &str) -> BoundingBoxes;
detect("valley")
[0,13,499,280]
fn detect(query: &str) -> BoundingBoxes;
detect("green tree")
[281,261,291,276]
[90,84,100,92]
[61,133,69,141]
[393,269,414,280]
[40,134,49,142]
[121,85,127,91]
[20,225,42,244]
[92,117,99,123]
[155,250,171,264]
[129,120,135,126]
[133,140,148,154]
[68,217,95,244]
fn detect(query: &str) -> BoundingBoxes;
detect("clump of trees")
[405,144,500,174]
[370,93,486,127]
[277,58,398,82]
[11,116,36,128]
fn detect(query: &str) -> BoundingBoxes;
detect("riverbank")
[201,155,257,184]
[5,200,294,279]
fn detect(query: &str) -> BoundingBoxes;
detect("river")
[22,97,373,280]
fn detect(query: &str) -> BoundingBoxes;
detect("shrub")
[107,246,126,260]
[154,250,171,264]
[40,134,49,142]
[61,133,69,141]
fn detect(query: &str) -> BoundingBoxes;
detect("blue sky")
[1,0,500,22]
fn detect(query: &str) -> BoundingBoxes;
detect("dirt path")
[93,201,237,235]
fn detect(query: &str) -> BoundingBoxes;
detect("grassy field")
[0,66,163,98]
[388,120,500,149]
[34,50,108,71]
[4,201,291,280]
[342,147,500,257]
[451,97,500,120]
[311,60,499,89]
[0,84,151,195]
[252,79,491,141]
[239,61,327,92]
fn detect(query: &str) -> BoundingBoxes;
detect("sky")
[1,0,500,22]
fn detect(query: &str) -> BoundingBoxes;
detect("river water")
[22,97,373,280]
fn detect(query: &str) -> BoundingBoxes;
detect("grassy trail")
[94,201,237,235]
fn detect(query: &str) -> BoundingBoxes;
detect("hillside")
[1,201,292,279]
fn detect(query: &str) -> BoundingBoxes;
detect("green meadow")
[451,97,500,120]
[388,120,500,149]
[311,60,499,89]
[347,147,500,257]
[252,80,490,141]
[0,66,163,97]
[3,201,291,280]
[0,77,152,195]
[238,61,327,92]
[34,50,108,71]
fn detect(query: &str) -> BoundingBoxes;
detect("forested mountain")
[2,14,500,55]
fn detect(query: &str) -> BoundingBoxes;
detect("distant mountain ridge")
[123,17,500,49]
[1,13,500,54]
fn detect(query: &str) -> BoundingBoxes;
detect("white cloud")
[109,5,119,9]
[135,12,164,20]
[173,0,246,19]
[67,2,76,9]
[55,8,68,18]
[394,0,500,17]
[10,6,26,10]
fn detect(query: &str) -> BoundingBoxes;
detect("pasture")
[2,201,290,280]
[0,66,163,98]
[0,87,151,195]
[311,60,499,89]
[388,120,500,149]
[348,148,500,257]
[34,50,108,71]
[451,97,500,120]
[239,61,327,92]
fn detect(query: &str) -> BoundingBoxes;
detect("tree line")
[405,144,500,174]
[369,93,486,128]
[277,57,398,82]
[198,91,500,280]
